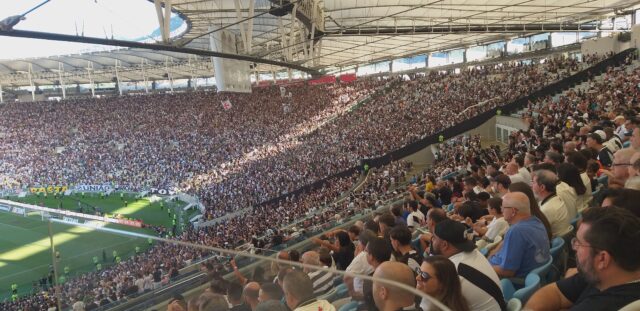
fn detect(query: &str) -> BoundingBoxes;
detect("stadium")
[1,0,640,310]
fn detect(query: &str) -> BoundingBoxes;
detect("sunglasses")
[415,268,432,281]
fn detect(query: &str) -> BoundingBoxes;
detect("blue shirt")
[489,216,550,278]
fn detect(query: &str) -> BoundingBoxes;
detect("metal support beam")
[246,0,255,53]
[86,61,95,98]
[58,62,66,99]
[165,57,174,93]
[233,0,248,52]
[28,63,35,101]
[154,0,167,42]
[141,60,149,94]
[114,60,123,96]
[163,0,172,43]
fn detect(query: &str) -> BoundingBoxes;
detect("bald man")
[489,192,551,278]
[372,262,417,311]
[505,162,529,186]
[612,148,636,185]
[243,282,261,311]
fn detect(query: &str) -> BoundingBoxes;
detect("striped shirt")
[308,267,334,296]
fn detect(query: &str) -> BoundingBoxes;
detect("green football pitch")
[0,193,194,299]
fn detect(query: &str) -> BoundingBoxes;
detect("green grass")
[0,192,195,299]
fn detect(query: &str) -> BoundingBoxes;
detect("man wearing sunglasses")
[526,206,640,310]
[431,219,505,311]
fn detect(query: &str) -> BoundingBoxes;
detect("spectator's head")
[300,251,321,273]
[493,174,511,195]
[487,197,503,216]
[500,191,531,224]
[243,282,261,309]
[564,141,577,155]
[601,188,640,218]
[282,270,315,310]
[532,169,558,200]
[628,152,640,178]
[188,292,229,311]
[625,176,640,191]
[335,231,352,248]
[463,177,478,192]
[258,282,284,303]
[378,213,396,235]
[544,151,564,165]
[168,293,187,311]
[288,250,300,263]
[348,225,361,241]
[372,262,417,311]
[226,282,244,305]
[366,237,392,268]
[612,148,636,182]
[557,162,587,196]
[364,219,380,235]
[426,208,447,233]
[317,247,333,267]
[432,219,475,257]
[416,255,468,311]
[525,153,537,167]
[505,163,519,176]
[574,206,640,287]
[389,225,412,252]
[565,151,588,172]
[587,132,605,149]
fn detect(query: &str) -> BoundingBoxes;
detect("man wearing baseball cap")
[430,219,505,311]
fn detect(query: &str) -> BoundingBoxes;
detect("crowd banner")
[309,75,336,85]
[29,185,68,193]
[338,73,357,83]
[75,184,113,192]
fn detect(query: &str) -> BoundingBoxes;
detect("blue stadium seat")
[321,283,348,302]
[506,298,523,311]
[501,274,541,305]
[570,214,581,232]
[548,237,566,282]
[530,256,553,285]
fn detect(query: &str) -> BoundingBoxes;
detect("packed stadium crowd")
[169,51,640,311]
[4,50,640,310]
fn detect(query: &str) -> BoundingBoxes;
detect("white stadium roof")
[1,0,640,87]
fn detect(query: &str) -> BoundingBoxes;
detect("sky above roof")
[0,0,183,60]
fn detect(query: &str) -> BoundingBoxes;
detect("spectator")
[526,207,640,310]
[406,201,425,229]
[188,292,229,311]
[532,170,573,238]
[509,182,553,241]
[489,192,551,278]
[431,219,504,311]
[243,282,261,311]
[473,197,509,243]
[372,262,417,311]
[255,300,288,311]
[227,282,251,311]
[586,132,613,168]
[300,251,333,296]
[257,283,284,303]
[359,237,393,311]
[389,226,423,271]
[416,255,470,311]
[345,230,376,301]
[282,270,336,311]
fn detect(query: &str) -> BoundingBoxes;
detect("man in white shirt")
[406,201,425,229]
[532,170,573,238]
[505,163,528,186]
[344,230,376,300]
[430,219,505,311]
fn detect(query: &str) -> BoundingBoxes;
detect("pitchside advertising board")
[75,184,113,192]
[0,200,143,228]
[29,185,68,193]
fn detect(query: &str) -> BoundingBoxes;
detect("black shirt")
[557,273,640,310]
[332,243,355,270]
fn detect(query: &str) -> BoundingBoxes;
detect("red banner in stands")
[339,73,357,83]
[309,75,336,85]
